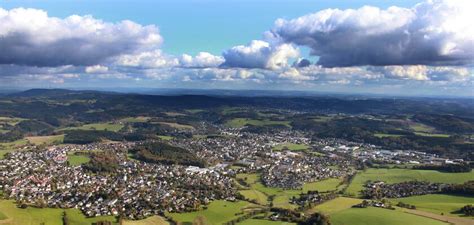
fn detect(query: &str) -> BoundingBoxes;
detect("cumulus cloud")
[272,0,474,67]
[179,52,224,68]
[368,65,471,81]
[85,65,109,74]
[114,50,178,68]
[221,40,299,70]
[0,7,162,67]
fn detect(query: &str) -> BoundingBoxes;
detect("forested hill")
[4,89,474,117]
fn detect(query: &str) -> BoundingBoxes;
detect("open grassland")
[225,118,290,128]
[67,154,91,166]
[302,178,343,193]
[25,134,64,145]
[414,132,450,138]
[312,116,333,122]
[410,122,436,133]
[374,133,405,138]
[0,200,117,225]
[345,169,474,197]
[60,123,124,132]
[392,194,474,217]
[239,189,268,205]
[237,219,297,225]
[164,112,186,117]
[309,197,363,215]
[272,143,308,151]
[0,139,28,150]
[221,107,248,115]
[0,139,29,159]
[330,207,448,225]
[311,197,450,225]
[123,216,170,225]
[0,211,6,220]
[157,135,174,140]
[186,109,205,114]
[0,117,26,126]
[236,173,300,209]
[237,173,344,210]
[166,200,259,225]
[120,116,151,123]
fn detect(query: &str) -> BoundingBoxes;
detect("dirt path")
[403,209,473,225]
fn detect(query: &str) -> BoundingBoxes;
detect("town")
[0,126,467,221]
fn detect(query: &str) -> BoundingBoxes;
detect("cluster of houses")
[0,143,236,220]
[0,124,468,220]
[261,152,351,189]
[362,181,445,199]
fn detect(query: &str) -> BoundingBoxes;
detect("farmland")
[345,168,474,197]
[330,207,447,225]
[123,216,170,225]
[67,153,91,166]
[166,200,260,225]
[393,194,474,217]
[272,143,308,151]
[0,200,117,225]
[237,219,297,225]
[225,118,290,128]
[236,174,344,210]
[60,123,124,132]
[25,134,64,145]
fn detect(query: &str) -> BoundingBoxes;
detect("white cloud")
[85,65,109,74]
[179,52,224,68]
[0,7,162,67]
[221,40,299,70]
[114,50,178,68]
[272,0,474,67]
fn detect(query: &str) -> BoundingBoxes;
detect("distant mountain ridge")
[4,88,474,117]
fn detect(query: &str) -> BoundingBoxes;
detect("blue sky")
[0,0,472,96]
[1,0,421,55]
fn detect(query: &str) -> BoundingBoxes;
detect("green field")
[166,200,259,225]
[157,135,174,140]
[309,197,363,214]
[225,118,290,128]
[120,116,151,123]
[0,117,27,126]
[67,154,91,166]
[410,123,435,133]
[237,219,297,225]
[330,207,447,225]
[374,133,405,138]
[302,178,343,192]
[0,200,117,225]
[345,168,474,197]
[414,132,450,138]
[392,194,474,217]
[272,143,308,151]
[186,109,205,114]
[236,173,301,209]
[312,116,332,122]
[123,216,170,225]
[0,211,7,220]
[0,139,29,159]
[236,173,344,210]
[60,123,124,132]
[25,134,64,145]
[240,189,268,205]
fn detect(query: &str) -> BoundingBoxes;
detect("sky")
[0,0,473,96]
